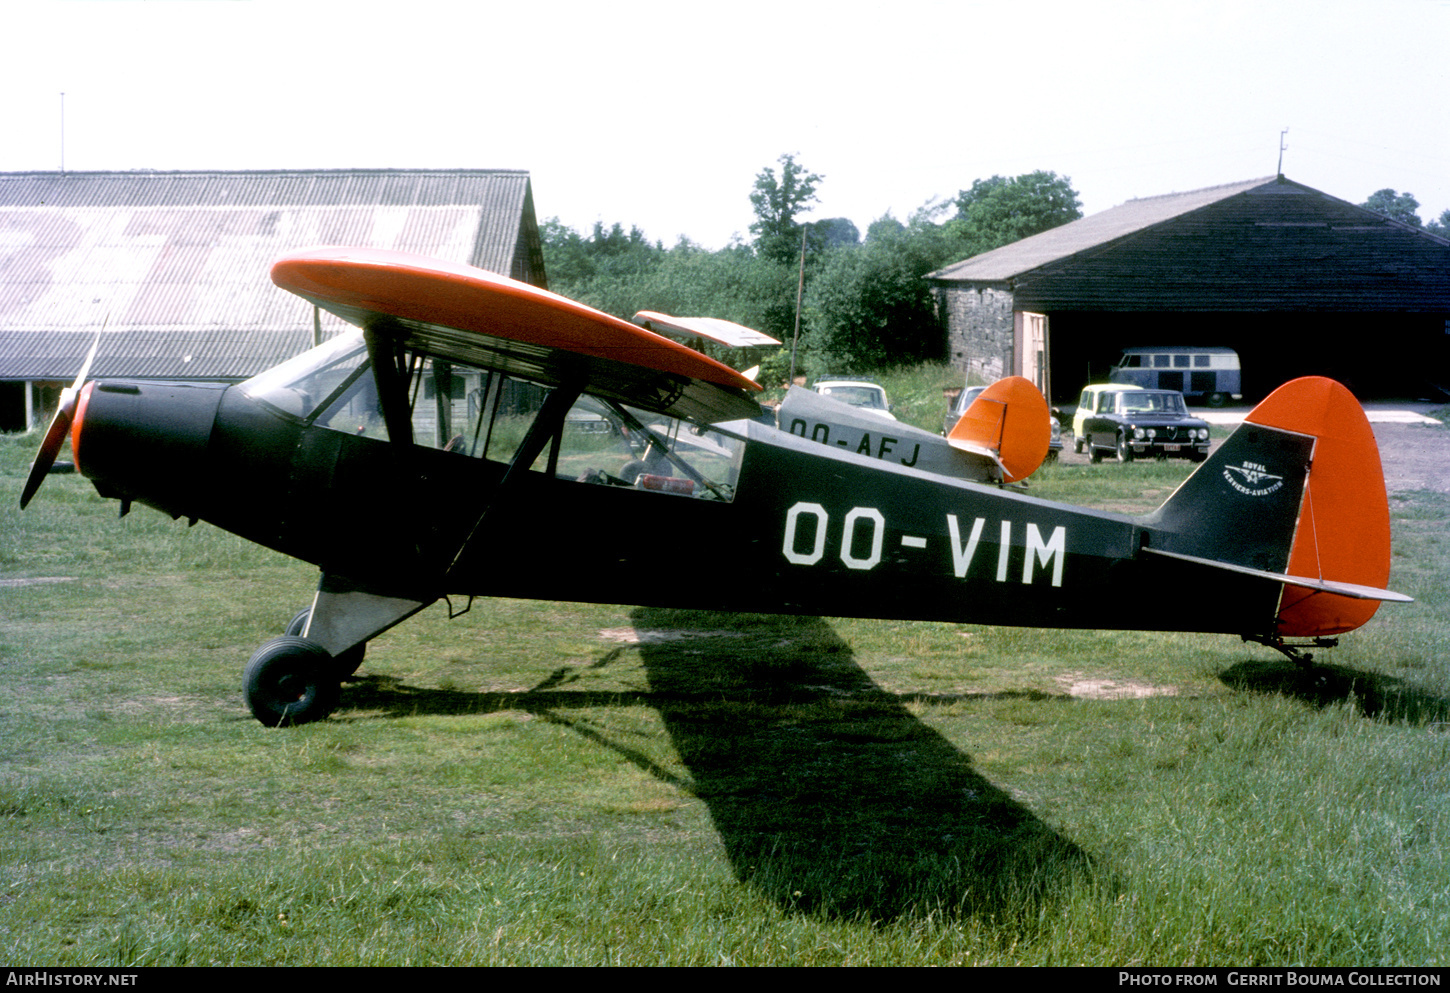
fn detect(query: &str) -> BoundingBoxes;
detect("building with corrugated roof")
[926,176,1450,403]
[0,169,546,430]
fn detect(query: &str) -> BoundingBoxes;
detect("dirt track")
[1373,422,1450,494]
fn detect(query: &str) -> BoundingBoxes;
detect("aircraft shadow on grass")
[333,610,1094,923]
[1219,658,1450,725]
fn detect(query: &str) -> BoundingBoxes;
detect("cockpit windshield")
[1119,391,1187,415]
[239,331,370,421]
[820,385,888,410]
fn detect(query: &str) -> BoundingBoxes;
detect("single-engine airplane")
[19,247,1411,727]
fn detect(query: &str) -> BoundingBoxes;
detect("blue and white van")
[1108,346,1242,407]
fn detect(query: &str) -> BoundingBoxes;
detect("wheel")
[284,607,366,676]
[1073,434,1084,454]
[1207,392,1227,408]
[285,608,311,637]
[1187,448,1208,463]
[243,636,340,727]
[1116,432,1135,463]
[1088,436,1103,463]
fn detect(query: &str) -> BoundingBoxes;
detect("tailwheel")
[1243,634,1340,668]
[285,608,366,676]
[243,636,340,727]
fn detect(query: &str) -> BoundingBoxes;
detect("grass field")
[2,417,1448,966]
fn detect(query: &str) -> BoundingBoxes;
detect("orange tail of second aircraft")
[946,376,1051,484]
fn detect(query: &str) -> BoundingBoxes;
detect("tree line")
[1359,188,1450,237]
[539,155,1083,381]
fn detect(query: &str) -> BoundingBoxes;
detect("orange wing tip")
[1246,377,1393,636]
[947,376,1050,483]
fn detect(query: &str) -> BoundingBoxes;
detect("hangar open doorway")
[1045,311,1450,405]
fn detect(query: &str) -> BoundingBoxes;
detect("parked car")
[943,383,1063,458]
[1071,383,1141,453]
[1108,346,1242,407]
[811,376,895,420]
[1078,388,1210,463]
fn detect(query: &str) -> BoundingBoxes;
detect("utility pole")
[789,223,808,386]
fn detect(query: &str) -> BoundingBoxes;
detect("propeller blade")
[18,320,106,510]
[71,323,102,392]
[19,398,76,509]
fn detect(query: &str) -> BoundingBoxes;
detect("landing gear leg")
[1243,634,1340,668]
[287,607,366,677]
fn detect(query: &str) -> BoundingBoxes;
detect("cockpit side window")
[547,395,742,501]
[241,335,740,499]
[396,354,552,462]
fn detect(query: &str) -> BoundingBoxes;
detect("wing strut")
[364,320,414,447]
[444,378,585,580]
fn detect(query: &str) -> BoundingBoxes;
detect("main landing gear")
[242,607,369,727]
[241,579,434,727]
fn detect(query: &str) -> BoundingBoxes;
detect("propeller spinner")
[19,324,103,510]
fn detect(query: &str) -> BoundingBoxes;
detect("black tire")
[243,636,340,727]
[1073,434,1085,455]
[285,608,311,637]
[1187,448,1208,463]
[283,607,366,676]
[1207,392,1227,408]
[1088,436,1103,463]
[1116,432,1135,463]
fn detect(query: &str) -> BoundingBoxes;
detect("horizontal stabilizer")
[1142,548,1413,603]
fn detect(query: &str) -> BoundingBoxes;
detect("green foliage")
[539,218,667,303]
[638,244,802,343]
[750,154,823,265]
[804,220,950,371]
[866,214,906,241]
[952,170,1083,250]
[870,362,966,432]
[1361,188,1423,227]
[538,164,1085,378]
[813,217,861,250]
[1426,209,1450,239]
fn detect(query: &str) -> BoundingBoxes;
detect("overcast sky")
[4,0,1447,249]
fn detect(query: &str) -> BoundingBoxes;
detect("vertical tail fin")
[1146,377,1398,636]
[946,376,1051,483]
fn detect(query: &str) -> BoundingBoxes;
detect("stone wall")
[935,284,1016,384]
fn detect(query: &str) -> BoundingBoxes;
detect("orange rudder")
[1245,377,1391,636]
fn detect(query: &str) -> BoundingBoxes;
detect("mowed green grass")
[1,426,1448,966]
